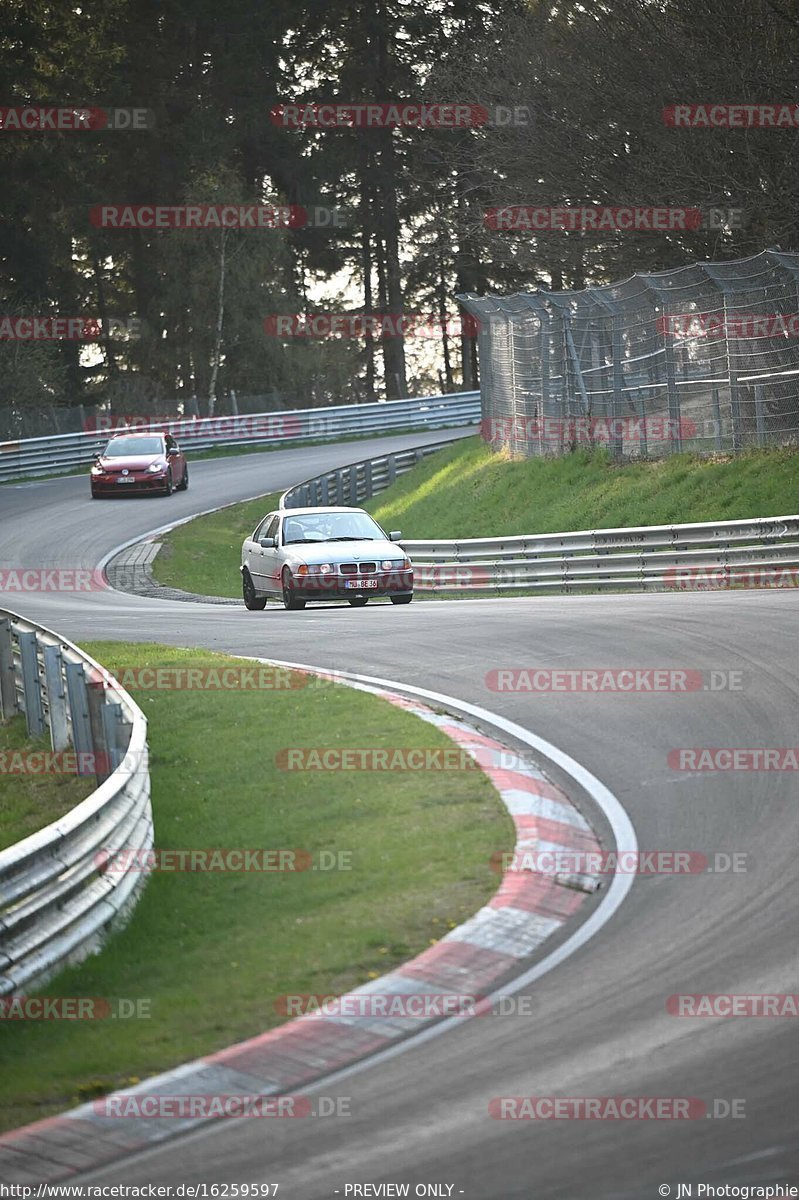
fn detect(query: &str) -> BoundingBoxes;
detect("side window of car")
[253,513,278,542]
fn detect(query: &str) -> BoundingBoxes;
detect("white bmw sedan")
[240,506,414,611]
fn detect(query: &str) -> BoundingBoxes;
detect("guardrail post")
[83,676,110,787]
[101,700,125,773]
[349,466,358,504]
[42,644,69,751]
[320,475,330,505]
[64,661,95,777]
[387,455,397,486]
[18,631,45,737]
[364,460,373,499]
[335,469,344,505]
[87,676,111,783]
[0,618,17,720]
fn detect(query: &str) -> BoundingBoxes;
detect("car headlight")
[91,465,104,476]
[297,563,335,576]
[146,461,167,473]
[381,558,410,570]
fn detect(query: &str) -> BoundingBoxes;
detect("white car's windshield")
[104,437,165,456]
[282,511,385,544]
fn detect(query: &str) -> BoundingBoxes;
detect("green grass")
[0,641,513,1132]
[0,717,92,851]
[153,492,281,596]
[366,438,799,537]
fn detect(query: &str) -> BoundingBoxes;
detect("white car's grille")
[339,562,377,575]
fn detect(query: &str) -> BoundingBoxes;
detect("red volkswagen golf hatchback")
[90,431,189,498]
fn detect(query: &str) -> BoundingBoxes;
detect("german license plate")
[117,477,136,484]
[345,578,378,589]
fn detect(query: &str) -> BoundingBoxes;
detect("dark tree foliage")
[1,0,797,423]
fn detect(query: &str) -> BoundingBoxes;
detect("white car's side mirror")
[389,530,402,542]
[259,536,276,548]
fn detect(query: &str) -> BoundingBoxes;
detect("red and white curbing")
[0,680,604,1183]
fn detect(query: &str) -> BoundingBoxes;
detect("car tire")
[242,569,267,611]
[390,594,413,605]
[348,596,369,607]
[162,470,173,497]
[178,465,189,491]
[282,569,306,611]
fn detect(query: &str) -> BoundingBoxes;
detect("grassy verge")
[151,438,799,599]
[0,641,513,1132]
[0,717,92,852]
[152,492,281,596]
[366,438,799,538]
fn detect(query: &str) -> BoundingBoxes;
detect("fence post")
[0,617,17,720]
[754,384,767,446]
[712,386,723,450]
[43,644,69,751]
[701,266,743,451]
[18,631,45,737]
[364,459,373,499]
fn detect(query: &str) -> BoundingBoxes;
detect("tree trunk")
[208,228,228,417]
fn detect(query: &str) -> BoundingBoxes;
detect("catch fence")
[458,248,799,459]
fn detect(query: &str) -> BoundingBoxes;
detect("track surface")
[2,432,798,1198]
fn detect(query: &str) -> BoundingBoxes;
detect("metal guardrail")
[0,610,152,996]
[0,391,480,483]
[404,515,799,592]
[280,440,458,510]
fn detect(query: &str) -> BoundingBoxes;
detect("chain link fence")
[458,248,799,459]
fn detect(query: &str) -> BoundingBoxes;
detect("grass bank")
[366,438,799,538]
[0,641,512,1132]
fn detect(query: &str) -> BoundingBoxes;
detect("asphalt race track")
[2,432,798,1199]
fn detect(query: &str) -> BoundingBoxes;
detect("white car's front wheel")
[282,569,306,611]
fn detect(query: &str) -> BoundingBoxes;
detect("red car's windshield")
[104,437,165,457]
